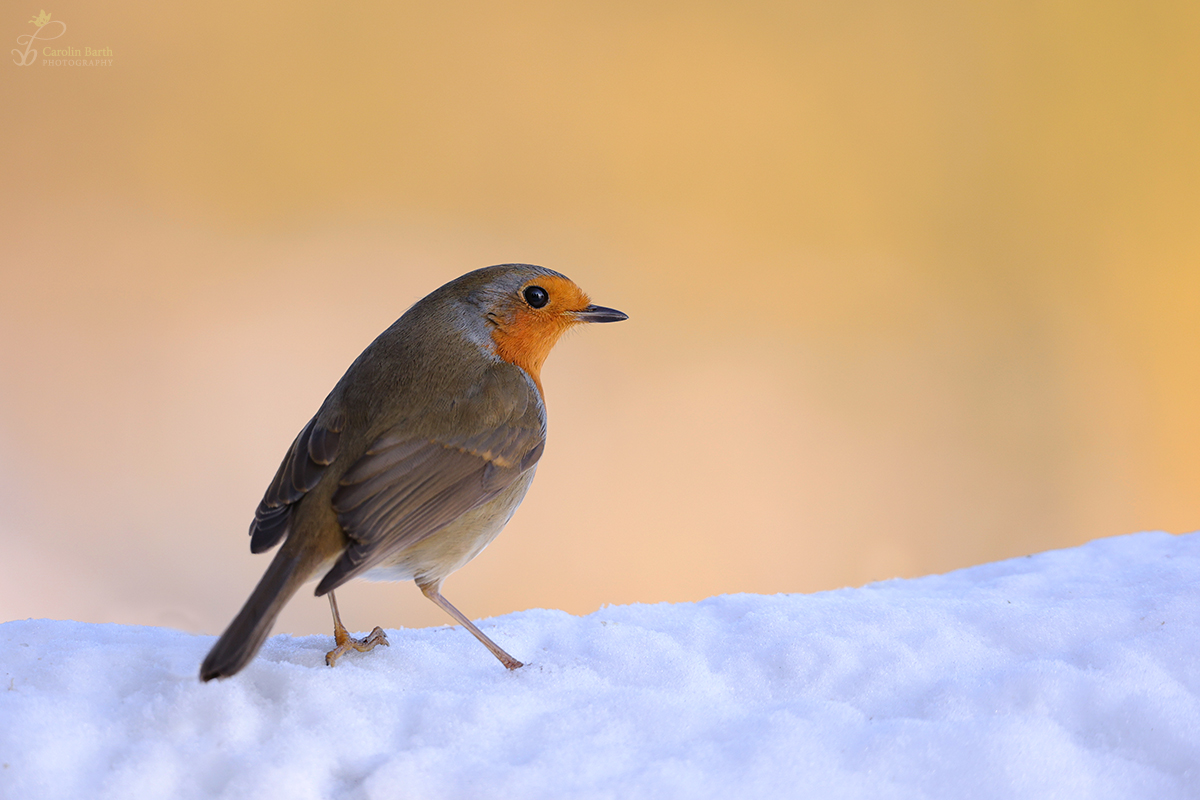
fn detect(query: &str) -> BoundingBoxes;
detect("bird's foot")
[325,625,389,667]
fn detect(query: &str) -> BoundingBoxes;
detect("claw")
[325,625,389,667]
[324,591,389,667]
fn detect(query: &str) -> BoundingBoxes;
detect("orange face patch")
[490,275,591,396]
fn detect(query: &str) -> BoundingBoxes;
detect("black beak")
[574,304,628,323]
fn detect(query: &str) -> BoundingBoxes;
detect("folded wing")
[315,421,545,595]
[248,412,345,553]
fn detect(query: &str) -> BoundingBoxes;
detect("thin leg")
[324,590,389,667]
[419,582,523,670]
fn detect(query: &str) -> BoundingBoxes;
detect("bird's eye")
[523,285,549,309]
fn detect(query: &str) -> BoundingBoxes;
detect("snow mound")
[3,531,1199,799]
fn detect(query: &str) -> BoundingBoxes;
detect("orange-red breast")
[200,264,626,680]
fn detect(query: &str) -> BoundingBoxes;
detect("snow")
[2,531,1199,799]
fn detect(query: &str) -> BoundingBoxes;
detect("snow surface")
[2,531,1199,800]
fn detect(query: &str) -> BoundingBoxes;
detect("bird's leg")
[324,590,389,667]
[418,581,524,670]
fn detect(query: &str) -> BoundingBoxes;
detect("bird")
[200,264,627,681]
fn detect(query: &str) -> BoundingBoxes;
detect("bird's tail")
[200,549,305,681]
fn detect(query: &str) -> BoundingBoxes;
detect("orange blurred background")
[2,1,1197,637]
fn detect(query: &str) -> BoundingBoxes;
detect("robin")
[200,264,627,681]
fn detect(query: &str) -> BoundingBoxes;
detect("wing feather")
[316,423,543,594]
[248,412,345,554]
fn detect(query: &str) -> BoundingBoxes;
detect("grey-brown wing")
[248,412,345,553]
[315,424,545,595]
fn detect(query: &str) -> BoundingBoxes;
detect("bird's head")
[448,264,627,395]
